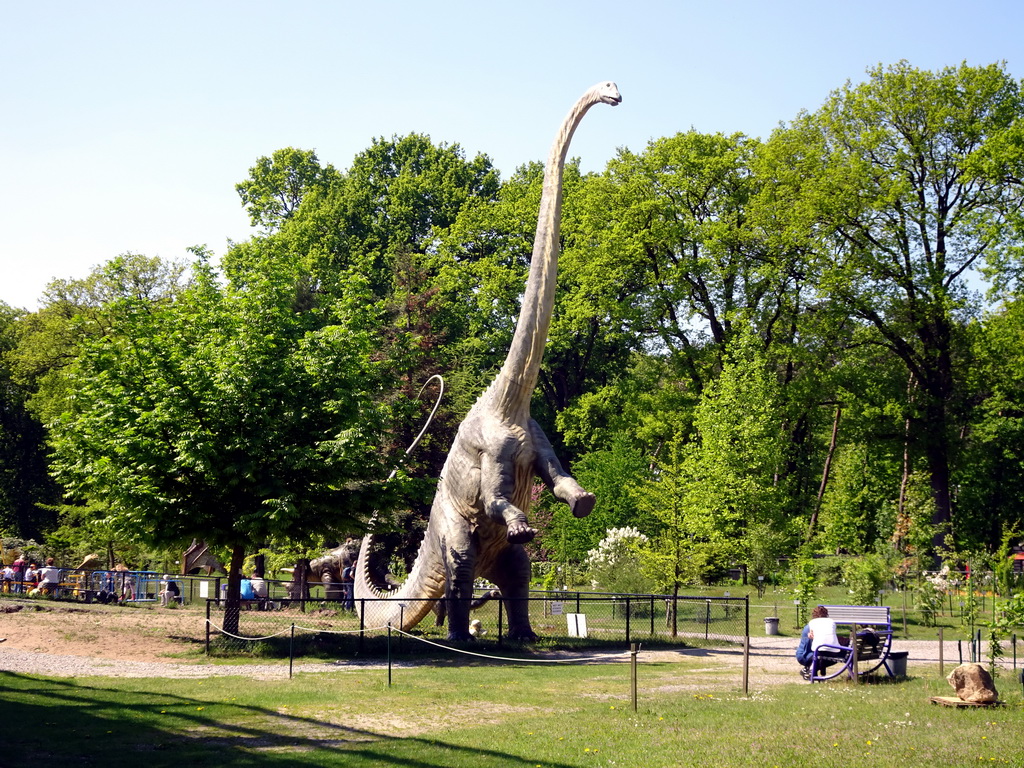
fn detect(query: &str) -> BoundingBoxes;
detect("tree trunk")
[923,398,954,565]
[894,379,914,550]
[806,405,841,543]
[222,543,246,636]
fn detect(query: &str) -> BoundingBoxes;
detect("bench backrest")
[821,605,891,628]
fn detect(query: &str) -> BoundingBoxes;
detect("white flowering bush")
[914,564,951,627]
[585,527,652,595]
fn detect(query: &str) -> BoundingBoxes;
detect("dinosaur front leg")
[480,448,537,543]
[529,419,595,518]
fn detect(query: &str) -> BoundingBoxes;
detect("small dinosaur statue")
[355,81,621,641]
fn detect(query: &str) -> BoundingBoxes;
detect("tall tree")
[48,251,399,631]
[760,61,1024,553]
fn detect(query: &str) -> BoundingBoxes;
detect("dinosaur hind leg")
[489,545,537,642]
[442,529,477,641]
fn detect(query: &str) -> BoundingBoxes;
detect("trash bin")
[764,617,780,636]
[889,650,908,677]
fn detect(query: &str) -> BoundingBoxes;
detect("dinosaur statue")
[182,539,226,576]
[355,81,621,641]
[309,541,359,600]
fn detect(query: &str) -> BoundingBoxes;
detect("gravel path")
[0,633,976,681]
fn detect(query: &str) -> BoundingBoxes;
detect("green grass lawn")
[2,658,1022,767]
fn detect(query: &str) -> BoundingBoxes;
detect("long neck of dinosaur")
[492,90,601,423]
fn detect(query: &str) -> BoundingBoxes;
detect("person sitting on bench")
[797,605,839,679]
[159,575,181,606]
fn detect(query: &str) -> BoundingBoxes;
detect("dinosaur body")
[355,82,621,640]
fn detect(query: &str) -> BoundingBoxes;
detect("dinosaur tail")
[353,517,446,632]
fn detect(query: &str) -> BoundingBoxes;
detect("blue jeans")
[795,624,813,667]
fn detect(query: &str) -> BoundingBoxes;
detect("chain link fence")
[203,590,750,659]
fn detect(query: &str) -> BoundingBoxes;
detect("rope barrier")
[204,620,293,642]
[206,620,392,640]
[387,626,629,665]
[291,623,392,636]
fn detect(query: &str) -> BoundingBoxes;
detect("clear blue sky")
[2,0,1021,309]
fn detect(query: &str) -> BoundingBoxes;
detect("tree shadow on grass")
[0,671,574,768]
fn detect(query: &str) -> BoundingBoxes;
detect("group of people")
[1,556,61,596]
[239,573,270,608]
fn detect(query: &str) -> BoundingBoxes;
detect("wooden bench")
[809,605,895,683]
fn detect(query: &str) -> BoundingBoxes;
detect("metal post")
[576,592,581,614]
[1013,633,1017,669]
[205,598,211,655]
[630,643,638,712]
[625,597,631,645]
[498,598,504,647]
[289,623,295,679]
[650,596,655,637]
[387,624,392,687]
[744,596,749,641]
[359,599,365,655]
[705,599,711,641]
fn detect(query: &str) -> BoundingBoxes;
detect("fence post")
[742,635,749,698]
[289,623,295,679]
[625,597,631,645]
[576,592,581,614]
[939,627,944,676]
[387,624,392,687]
[705,599,710,641]
[498,598,504,648]
[205,598,210,655]
[399,604,405,654]
[630,643,638,712]
[359,599,365,655]
[650,596,655,637]
[744,595,749,640]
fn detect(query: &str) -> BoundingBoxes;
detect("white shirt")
[809,617,840,650]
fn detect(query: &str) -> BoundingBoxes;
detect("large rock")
[947,663,999,703]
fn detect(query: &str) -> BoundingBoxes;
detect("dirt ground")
[0,599,207,662]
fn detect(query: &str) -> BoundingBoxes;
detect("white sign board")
[550,601,564,615]
[199,581,209,598]
[566,613,588,638]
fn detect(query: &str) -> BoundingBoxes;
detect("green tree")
[235,147,341,231]
[0,303,57,537]
[760,61,1024,553]
[10,253,189,425]
[49,250,398,632]
[956,297,1024,547]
